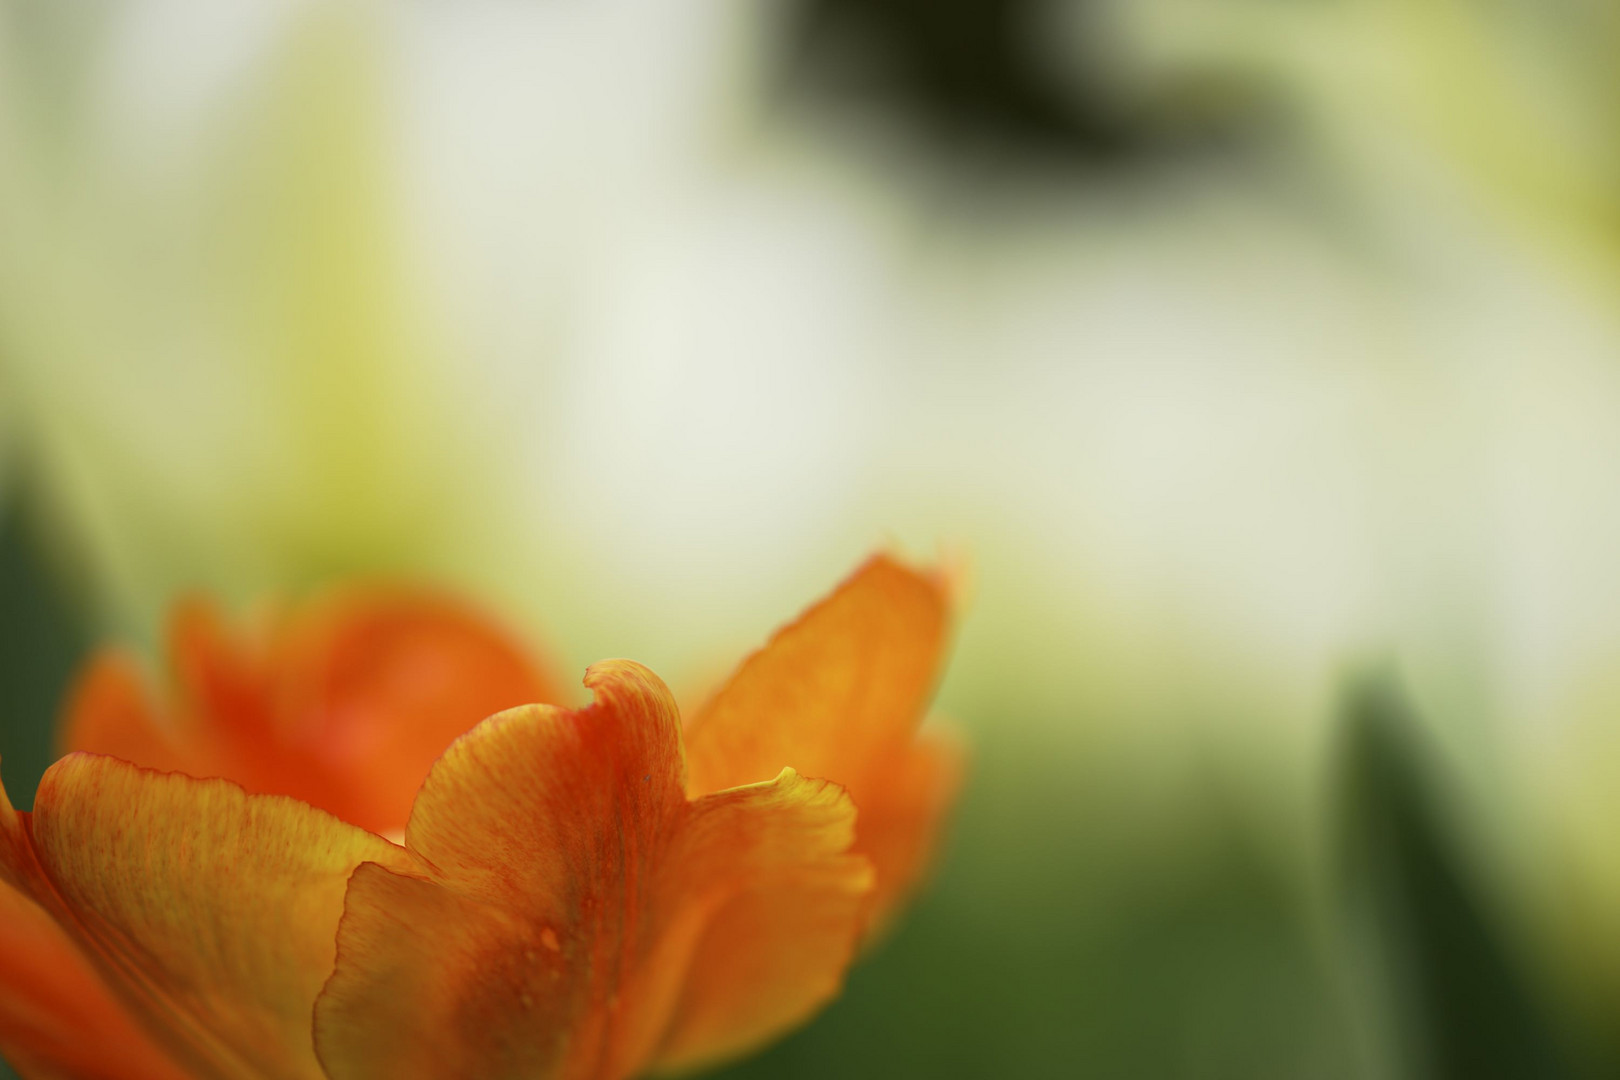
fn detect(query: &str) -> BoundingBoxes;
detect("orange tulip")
[0,556,961,1079]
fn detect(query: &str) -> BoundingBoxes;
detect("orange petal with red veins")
[315,661,871,1080]
[1,755,413,1079]
[683,554,958,927]
[0,880,189,1080]
[314,662,694,1080]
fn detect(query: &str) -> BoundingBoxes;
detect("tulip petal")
[316,661,870,1080]
[400,659,686,901]
[168,597,273,742]
[684,556,950,796]
[59,650,193,776]
[684,555,957,927]
[648,860,873,1075]
[0,755,412,1080]
[0,880,189,1080]
[63,589,559,835]
[854,730,967,933]
[272,587,563,832]
[315,661,689,1080]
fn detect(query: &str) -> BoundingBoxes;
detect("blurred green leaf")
[0,492,88,1078]
[0,493,88,811]
[1335,675,1574,1080]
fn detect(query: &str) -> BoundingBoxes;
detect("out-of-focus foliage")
[1334,677,1582,1080]
[0,493,88,813]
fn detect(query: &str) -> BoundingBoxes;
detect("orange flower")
[0,556,961,1079]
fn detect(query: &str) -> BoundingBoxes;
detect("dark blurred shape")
[1335,675,1576,1080]
[781,0,1265,170]
[0,491,89,813]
